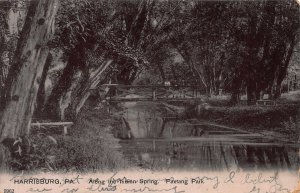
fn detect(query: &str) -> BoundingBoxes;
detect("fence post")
[152,87,157,101]
[63,126,68,135]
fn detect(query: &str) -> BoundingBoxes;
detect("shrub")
[2,134,58,172]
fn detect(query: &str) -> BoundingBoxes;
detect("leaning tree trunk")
[0,0,59,141]
[34,54,53,118]
[43,45,86,120]
[71,59,113,116]
[44,45,114,121]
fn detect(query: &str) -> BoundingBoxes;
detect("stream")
[111,99,299,171]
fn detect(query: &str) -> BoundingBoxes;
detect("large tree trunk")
[0,0,27,104]
[0,0,59,141]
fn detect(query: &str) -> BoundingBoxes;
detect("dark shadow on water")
[233,145,295,170]
[119,139,299,171]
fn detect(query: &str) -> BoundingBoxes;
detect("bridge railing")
[98,84,206,102]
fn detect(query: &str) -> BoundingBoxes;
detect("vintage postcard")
[0,0,299,193]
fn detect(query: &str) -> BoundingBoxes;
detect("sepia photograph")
[0,0,299,192]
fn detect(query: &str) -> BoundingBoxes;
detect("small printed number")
[4,189,14,193]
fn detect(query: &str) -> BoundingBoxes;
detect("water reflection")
[120,140,299,171]
[113,102,299,171]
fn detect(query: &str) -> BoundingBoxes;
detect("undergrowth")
[3,104,127,173]
[55,107,127,172]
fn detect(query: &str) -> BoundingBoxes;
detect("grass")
[198,91,300,139]
[52,105,127,172]
[278,90,300,104]
[200,104,298,128]
[206,95,231,107]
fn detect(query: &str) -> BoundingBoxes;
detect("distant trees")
[126,0,299,105]
[156,0,300,104]
[234,0,300,103]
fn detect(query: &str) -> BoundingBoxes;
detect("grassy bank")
[200,104,298,129]
[198,92,300,139]
[53,106,127,172]
[6,103,127,173]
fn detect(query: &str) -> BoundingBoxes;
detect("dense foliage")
[52,0,300,104]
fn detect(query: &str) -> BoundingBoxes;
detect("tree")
[0,0,27,98]
[0,0,59,170]
[188,1,300,104]
[39,0,155,120]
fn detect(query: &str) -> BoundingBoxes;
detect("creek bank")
[195,103,299,141]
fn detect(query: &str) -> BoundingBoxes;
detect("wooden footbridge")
[98,84,206,102]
